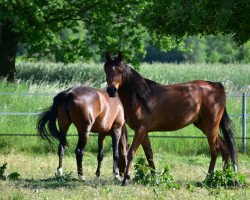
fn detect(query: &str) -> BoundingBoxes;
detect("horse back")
[148,80,226,131]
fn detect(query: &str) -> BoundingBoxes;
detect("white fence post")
[242,92,247,154]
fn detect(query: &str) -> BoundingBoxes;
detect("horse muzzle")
[107,86,117,97]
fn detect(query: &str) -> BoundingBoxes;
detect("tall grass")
[0,61,249,156]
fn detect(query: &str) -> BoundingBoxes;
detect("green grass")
[0,152,249,200]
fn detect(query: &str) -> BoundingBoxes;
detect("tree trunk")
[0,21,19,82]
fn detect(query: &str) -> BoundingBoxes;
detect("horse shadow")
[14,173,121,189]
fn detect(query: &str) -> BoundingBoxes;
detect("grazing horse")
[37,85,127,180]
[104,52,238,185]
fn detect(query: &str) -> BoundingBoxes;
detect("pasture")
[0,62,250,199]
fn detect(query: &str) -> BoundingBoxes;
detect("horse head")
[104,52,127,97]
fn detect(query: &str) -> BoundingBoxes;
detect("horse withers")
[104,52,238,185]
[37,85,128,180]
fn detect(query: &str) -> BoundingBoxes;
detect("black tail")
[219,107,238,166]
[37,92,67,144]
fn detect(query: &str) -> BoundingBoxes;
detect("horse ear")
[106,52,112,62]
[117,52,123,62]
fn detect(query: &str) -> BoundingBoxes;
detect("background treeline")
[145,35,250,64]
[17,34,250,64]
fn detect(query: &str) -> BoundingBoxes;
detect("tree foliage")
[141,0,250,46]
[1,0,250,80]
[0,0,147,79]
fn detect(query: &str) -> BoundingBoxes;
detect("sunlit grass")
[0,153,249,200]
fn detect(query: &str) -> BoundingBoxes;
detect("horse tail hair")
[219,107,238,167]
[37,91,68,145]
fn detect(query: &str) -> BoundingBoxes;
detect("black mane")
[120,62,155,112]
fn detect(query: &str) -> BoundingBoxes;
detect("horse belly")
[151,118,194,132]
[150,106,199,132]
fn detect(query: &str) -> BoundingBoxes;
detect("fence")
[0,92,249,153]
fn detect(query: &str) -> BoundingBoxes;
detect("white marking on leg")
[57,168,63,176]
[78,175,86,181]
[234,164,238,173]
[114,174,122,181]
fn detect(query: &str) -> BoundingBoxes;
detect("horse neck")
[118,85,135,111]
[117,82,146,123]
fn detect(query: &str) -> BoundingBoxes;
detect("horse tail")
[37,91,68,144]
[219,107,238,169]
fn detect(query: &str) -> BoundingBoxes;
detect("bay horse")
[104,52,238,185]
[37,85,128,180]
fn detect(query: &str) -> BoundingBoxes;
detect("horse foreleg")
[141,133,155,173]
[122,127,146,186]
[112,127,122,180]
[118,124,128,176]
[96,134,105,177]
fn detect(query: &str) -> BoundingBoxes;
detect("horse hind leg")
[194,119,220,174]
[57,108,71,177]
[74,122,91,181]
[141,133,156,173]
[217,135,230,170]
[207,132,220,174]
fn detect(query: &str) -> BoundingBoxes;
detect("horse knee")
[75,148,84,161]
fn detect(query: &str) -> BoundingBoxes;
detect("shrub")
[203,165,246,188]
[133,157,179,189]
[0,163,20,180]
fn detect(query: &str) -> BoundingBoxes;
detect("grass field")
[0,152,249,200]
[0,61,250,199]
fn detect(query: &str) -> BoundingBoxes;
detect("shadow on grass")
[14,173,121,189]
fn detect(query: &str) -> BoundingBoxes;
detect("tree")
[141,0,250,47]
[0,0,147,81]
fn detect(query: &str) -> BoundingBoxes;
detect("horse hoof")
[96,172,100,177]
[121,179,127,186]
[57,168,63,176]
[114,174,122,181]
[78,175,86,181]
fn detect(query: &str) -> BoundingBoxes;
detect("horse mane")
[120,62,155,112]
